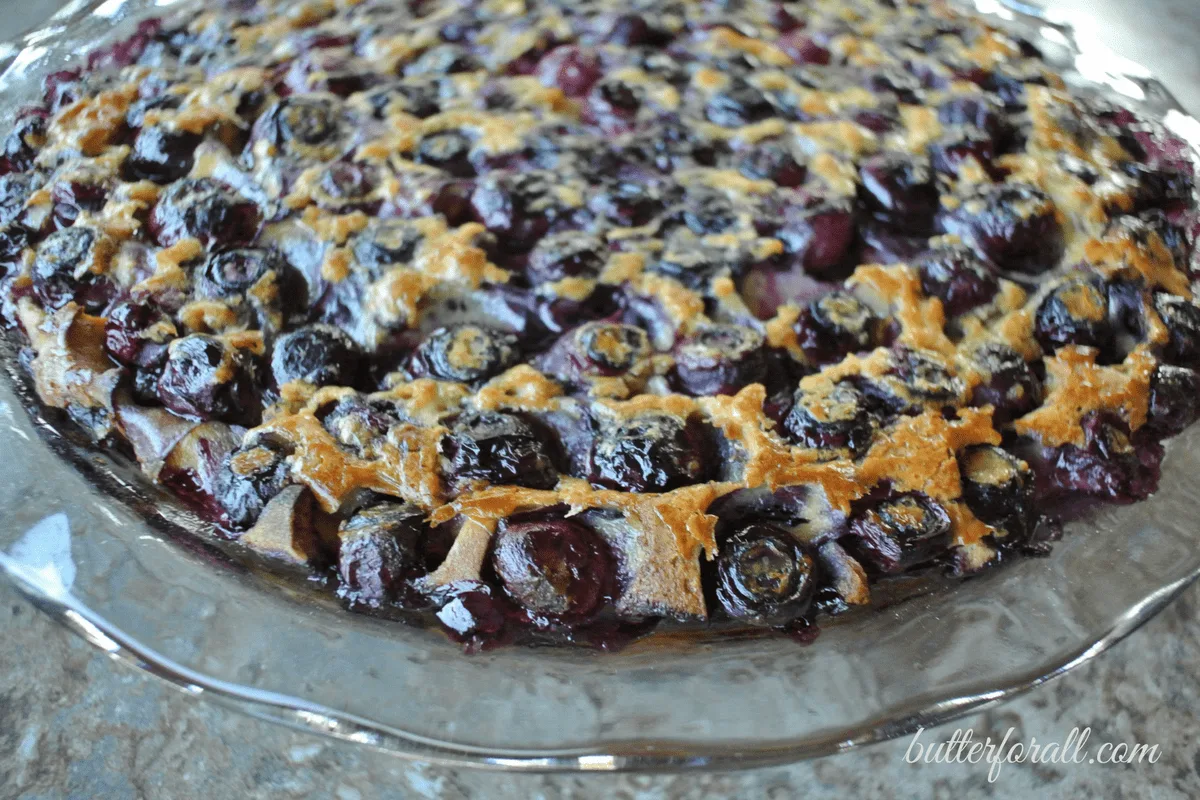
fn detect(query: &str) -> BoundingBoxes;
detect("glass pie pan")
[1,0,1199,773]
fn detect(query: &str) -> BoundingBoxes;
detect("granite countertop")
[3,1,1200,798]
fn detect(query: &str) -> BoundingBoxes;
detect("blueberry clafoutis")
[4,0,1198,650]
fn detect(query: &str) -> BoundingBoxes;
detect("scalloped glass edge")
[0,0,1197,773]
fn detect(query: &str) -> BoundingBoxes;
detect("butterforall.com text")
[904,725,1161,782]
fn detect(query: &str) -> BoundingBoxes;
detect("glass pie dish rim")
[0,0,1197,773]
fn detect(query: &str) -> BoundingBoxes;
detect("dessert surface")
[3,0,1198,648]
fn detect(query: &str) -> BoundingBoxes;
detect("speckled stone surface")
[3,2,1200,798]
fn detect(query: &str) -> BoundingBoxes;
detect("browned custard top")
[3,0,1197,638]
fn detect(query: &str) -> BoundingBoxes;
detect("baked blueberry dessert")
[3,0,1198,650]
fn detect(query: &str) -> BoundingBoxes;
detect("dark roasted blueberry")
[672,324,768,396]
[794,291,882,365]
[149,178,260,247]
[526,231,605,283]
[337,503,426,606]
[445,411,559,490]
[966,343,1042,425]
[769,193,856,275]
[959,444,1033,535]
[470,170,564,249]
[407,324,519,383]
[984,63,1049,109]
[915,244,999,316]
[535,46,603,97]
[217,440,292,530]
[1047,412,1162,502]
[705,78,776,127]
[1123,162,1193,211]
[1147,364,1200,436]
[157,334,259,424]
[937,94,1007,142]
[318,393,398,456]
[491,517,613,618]
[538,322,650,389]
[361,79,441,119]
[846,493,951,574]
[0,172,42,260]
[124,126,200,182]
[619,116,723,171]
[784,381,875,455]
[651,235,748,290]
[1034,274,1113,353]
[313,162,379,209]
[886,348,963,404]
[928,127,994,174]
[858,153,939,230]
[51,180,107,228]
[271,324,362,388]
[585,78,642,133]
[778,31,832,65]
[199,248,283,297]
[605,13,672,46]
[104,300,175,367]
[940,183,1063,273]
[590,412,714,492]
[253,95,346,158]
[404,44,480,76]
[673,187,738,235]
[1153,293,1200,368]
[352,219,424,275]
[2,112,47,172]
[715,523,817,625]
[588,180,666,227]
[31,227,105,310]
[735,140,806,187]
[414,130,476,177]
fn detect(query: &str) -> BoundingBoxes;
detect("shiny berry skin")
[404,44,480,76]
[253,95,346,158]
[1153,293,1200,368]
[794,291,883,365]
[769,194,856,275]
[735,139,807,187]
[2,112,47,172]
[588,180,667,227]
[886,348,963,406]
[605,13,672,46]
[198,248,284,298]
[928,127,994,174]
[1034,274,1114,353]
[966,343,1042,425]
[538,322,650,390]
[470,171,565,249]
[846,493,951,574]
[103,300,175,367]
[337,503,426,606]
[352,220,424,276]
[940,183,1063,273]
[959,444,1034,536]
[937,95,1006,142]
[671,324,768,396]
[406,324,519,383]
[915,244,999,317]
[312,162,380,211]
[857,153,939,231]
[445,411,559,490]
[784,381,875,456]
[715,523,817,625]
[31,227,105,310]
[149,178,260,247]
[125,125,200,182]
[491,517,613,619]
[215,440,291,531]
[650,236,749,290]
[525,231,605,283]
[705,79,777,128]
[535,46,603,97]
[157,334,259,424]
[271,324,363,388]
[590,413,715,492]
[1047,413,1162,502]
[1146,364,1200,436]
[414,130,476,177]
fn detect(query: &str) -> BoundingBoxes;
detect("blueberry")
[407,324,519,383]
[404,44,480,76]
[104,300,174,367]
[271,324,362,388]
[937,95,1007,142]
[770,194,856,275]
[445,411,559,490]
[735,140,807,187]
[216,440,292,530]
[959,444,1033,535]
[51,180,108,228]
[361,79,441,119]
[618,117,722,172]
[535,46,603,97]
[586,78,642,132]
[715,523,817,625]
[940,183,1063,273]
[1034,274,1113,353]
[966,343,1042,425]
[2,112,47,172]
[588,180,667,227]
[705,79,777,127]
[794,291,883,365]
[1147,364,1200,436]
[31,227,102,310]
[590,413,715,492]
[651,235,748,290]
[886,348,963,405]
[149,178,260,247]
[470,171,564,249]
[125,125,200,182]
[605,13,672,46]
[317,393,398,456]
[783,381,875,456]
[539,322,650,389]
[1047,412,1162,502]
[858,153,939,230]
[1153,293,1200,368]
[353,219,424,275]
[1123,162,1193,211]
[673,187,738,235]
[157,334,259,424]
[915,244,999,316]
[928,127,994,174]
[337,503,426,606]
[672,324,768,396]
[414,130,476,177]
[198,248,284,297]
[526,231,605,283]
[254,95,346,157]
[846,493,951,574]
[491,517,613,618]
[314,162,379,209]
